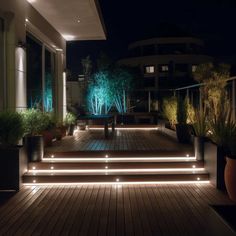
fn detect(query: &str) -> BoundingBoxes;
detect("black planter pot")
[68,124,75,136]
[0,145,28,191]
[204,142,226,190]
[194,136,205,161]
[25,135,44,162]
[176,124,191,144]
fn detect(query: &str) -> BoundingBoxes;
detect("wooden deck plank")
[128,185,144,236]
[123,185,135,236]
[87,185,106,235]
[0,184,233,235]
[69,185,94,235]
[60,185,88,235]
[21,186,59,236]
[97,185,111,236]
[0,187,46,235]
[46,129,193,153]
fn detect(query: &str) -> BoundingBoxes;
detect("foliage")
[111,67,133,114]
[64,112,76,126]
[44,112,57,131]
[44,73,53,112]
[208,98,236,157]
[192,109,208,137]
[87,66,133,115]
[162,96,177,128]
[193,63,230,119]
[177,97,188,125]
[185,97,195,124]
[87,71,113,115]
[22,109,49,136]
[0,111,25,146]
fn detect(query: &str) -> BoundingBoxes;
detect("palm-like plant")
[192,109,208,137]
[209,98,236,156]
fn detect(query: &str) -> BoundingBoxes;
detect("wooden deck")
[46,129,193,153]
[0,184,234,236]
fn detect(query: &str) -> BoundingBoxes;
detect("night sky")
[67,0,236,78]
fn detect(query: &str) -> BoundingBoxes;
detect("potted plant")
[0,111,27,191]
[65,112,77,136]
[162,96,177,130]
[41,112,56,147]
[192,109,208,160]
[208,99,233,190]
[22,109,48,162]
[224,130,236,202]
[176,96,191,143]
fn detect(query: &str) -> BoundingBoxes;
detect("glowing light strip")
[85,127,159,131]
[28,168,204,174]
[43,157,196,162]
[23,180,210,186]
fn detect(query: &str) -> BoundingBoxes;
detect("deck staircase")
[23,150,209,185]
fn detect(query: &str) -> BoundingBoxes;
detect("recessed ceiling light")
[62,34,75,41]
[25,18,29,22]
[77,19,81,23]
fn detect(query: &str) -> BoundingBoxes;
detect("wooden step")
[44,150,194,158]
[28,161,203,170]
[23,171,209,184]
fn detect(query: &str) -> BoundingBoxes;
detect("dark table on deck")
[77,115,115,138]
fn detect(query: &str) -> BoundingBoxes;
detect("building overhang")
[27,0,106,41]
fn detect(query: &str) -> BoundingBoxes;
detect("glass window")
[159,65,169,72]
[0,18,4,111]
[27,34,56,112]
[26,34,43,109]
[145,65,155,74]
[44,48,55,112]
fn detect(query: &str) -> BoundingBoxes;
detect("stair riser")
[23,173,209,184]
[28,162,203,170]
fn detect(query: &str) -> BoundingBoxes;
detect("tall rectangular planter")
[204,142,226,190]
[0,145,28,191]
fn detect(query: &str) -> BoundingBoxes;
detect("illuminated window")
[145,65,155,74]
[192,65,197,72]
[159,65,169,72]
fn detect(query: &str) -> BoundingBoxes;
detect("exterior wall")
[119,37,212,90]
[0,0,66,120]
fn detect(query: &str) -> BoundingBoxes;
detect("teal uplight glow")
[87,68,132,115]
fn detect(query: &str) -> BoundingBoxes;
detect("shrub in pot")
[209,101,235,191]
[176,97,191,143]
[0,111,27,190]
[22,109,48,162]
[41,112,56,147]
[162,96,177,130]
[64,112,77,136]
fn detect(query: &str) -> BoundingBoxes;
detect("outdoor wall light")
[17,41,26,49]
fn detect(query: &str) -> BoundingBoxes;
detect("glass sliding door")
[0,18,5,111]
[44,48,55,112]
[26,34,43,109]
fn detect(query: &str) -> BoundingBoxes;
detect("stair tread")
[24,170,208,176]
